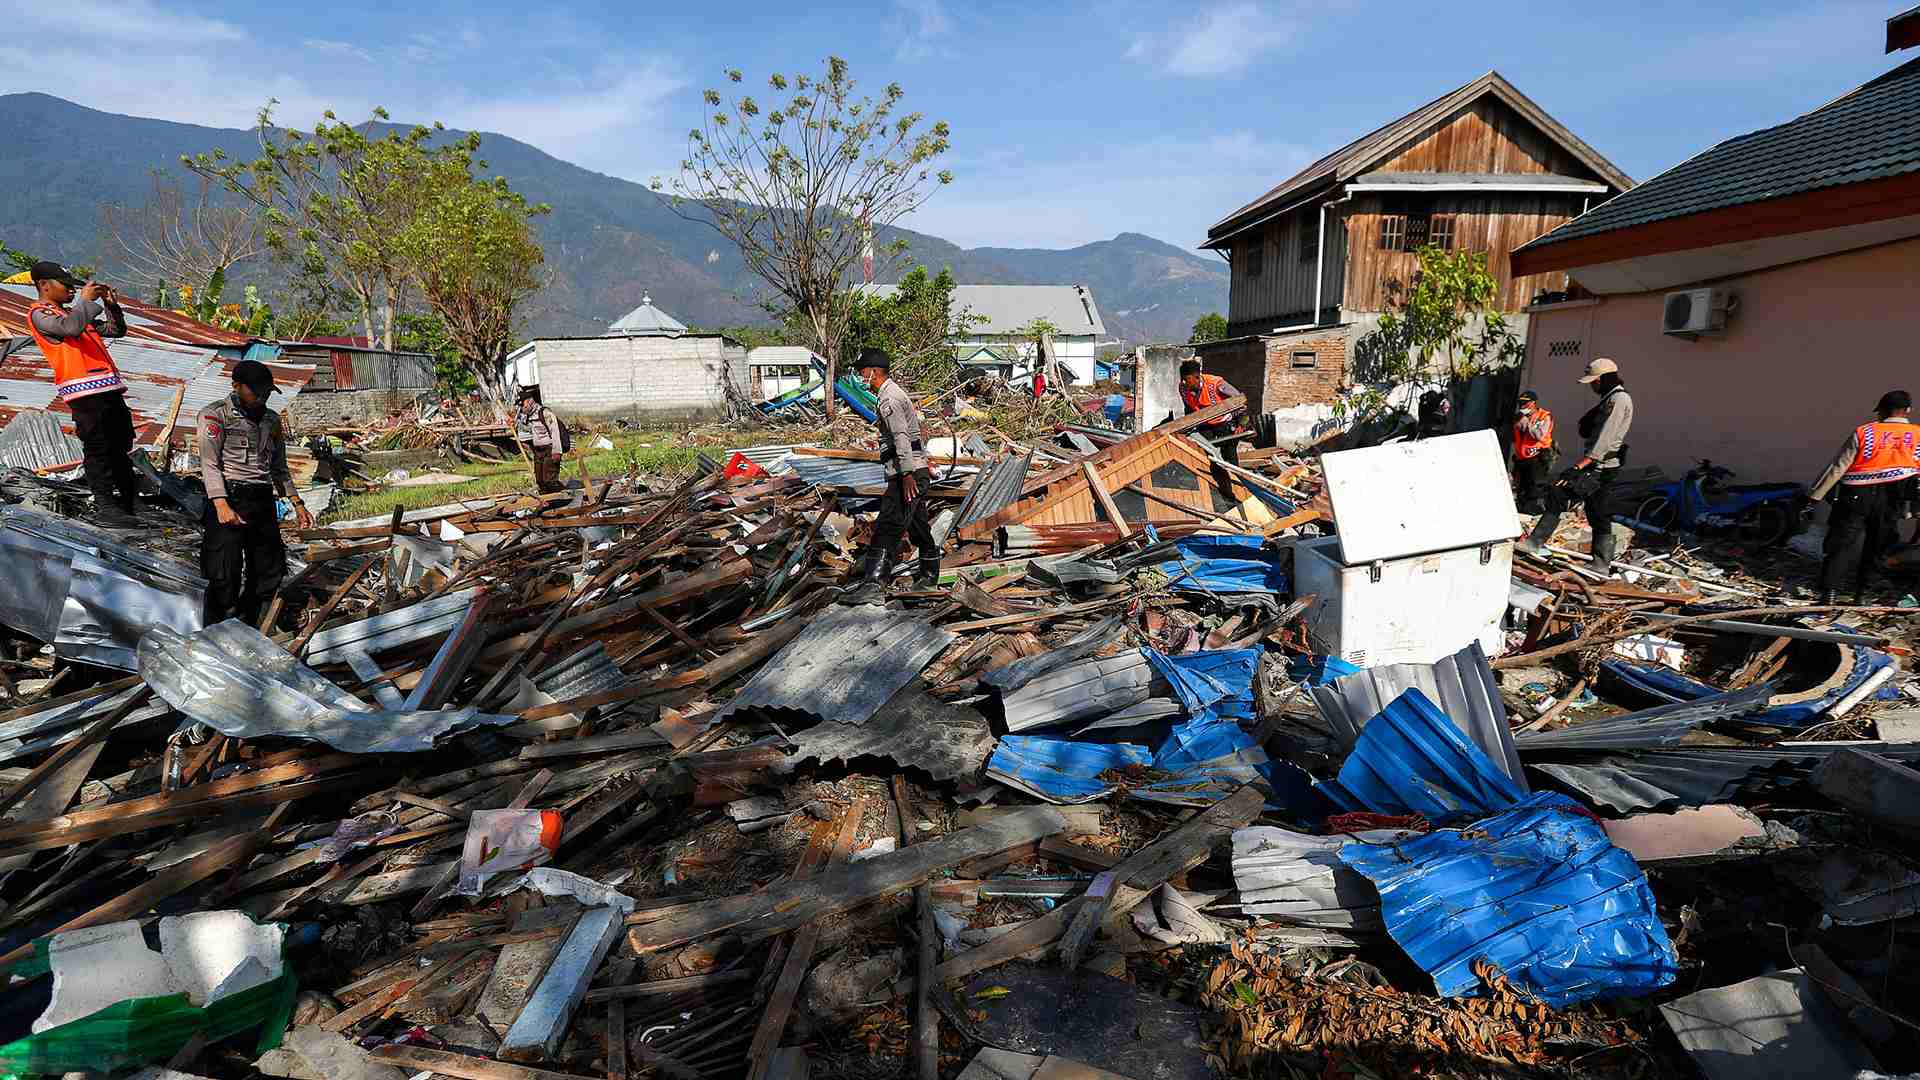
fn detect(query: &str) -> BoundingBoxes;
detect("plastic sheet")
[1338,791,1678,1008]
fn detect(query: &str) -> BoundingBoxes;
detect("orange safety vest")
[1843,420,1920,485]
[1182,373,1230,413]
[24,301,125,402]
[1513,406,1555,460]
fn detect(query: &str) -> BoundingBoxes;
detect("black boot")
[912,555,942,587]
[1591,523,1620,577]
[843,549,890,604]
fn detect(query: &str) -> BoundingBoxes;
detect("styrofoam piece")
[38,911,284,1033]
[1320,429,1521,564]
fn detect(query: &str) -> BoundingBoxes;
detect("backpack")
[552,412,572,454]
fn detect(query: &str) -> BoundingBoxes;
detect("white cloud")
[303,38,375,64]
[1151,2,1298,78]
[893,0,956,60]
[14,0,245,45]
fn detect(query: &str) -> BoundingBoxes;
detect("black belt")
[225,481,276,495]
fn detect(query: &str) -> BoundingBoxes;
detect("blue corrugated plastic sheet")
[1157,535,1289,595]
[1338,791,1678,1007]
[1601,643,1897,732]
[986,735,1152,803]
[1145,647,1259,724]
[1316,688,1525,823]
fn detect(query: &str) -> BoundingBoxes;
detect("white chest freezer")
[1294,429,1521,668]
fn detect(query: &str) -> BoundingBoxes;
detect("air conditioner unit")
[1662,287,1731,335]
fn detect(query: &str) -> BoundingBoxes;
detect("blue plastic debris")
[1156,536,1289,595]
[1145,647,1260,725]
[1290,654,1362,687]
[986,735,1152,804]
[1338,791,1678,1007]
[1315,688,1525,822]
[1600,642,1897,732]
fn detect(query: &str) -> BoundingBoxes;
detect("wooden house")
[1196,72,1633,415]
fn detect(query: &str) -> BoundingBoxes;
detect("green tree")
[653,57,952,419]
[1189,312,1228,344]
[394,311,470,394]
[1342,246,1523,424]
[844,266,977,390]
[399,157,548,402]
[184,103,475,351]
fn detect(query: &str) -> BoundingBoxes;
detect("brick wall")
[1192,331,1349,414]
[287,387,430,431]
[534,335,750,423]
[1258,332,1348,409]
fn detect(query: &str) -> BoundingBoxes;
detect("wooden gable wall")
[1371,99,1592,177]
[1225,203,1348,335]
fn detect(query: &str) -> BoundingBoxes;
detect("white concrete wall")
[530,336,749,423]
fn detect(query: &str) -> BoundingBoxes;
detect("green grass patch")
[323,432,704,523]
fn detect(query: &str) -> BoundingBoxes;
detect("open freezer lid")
[1321,428,1521,564]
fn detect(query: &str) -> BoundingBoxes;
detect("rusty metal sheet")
[0,338,315,444]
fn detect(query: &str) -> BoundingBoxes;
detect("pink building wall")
[1521,236,1920,486]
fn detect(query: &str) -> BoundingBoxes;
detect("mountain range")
[0,93,1227,346]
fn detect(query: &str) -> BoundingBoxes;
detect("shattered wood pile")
[0,407,1918,1080]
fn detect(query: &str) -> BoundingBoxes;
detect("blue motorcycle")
[1633,459,1805,547]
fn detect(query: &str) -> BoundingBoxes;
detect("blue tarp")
[1315,688,1525,823]
[1338,791,1678,1007]
[1156,535,1288,595]
[1600,639,1897,732]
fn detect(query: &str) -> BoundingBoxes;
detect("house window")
[1244,238,1265,278]
[1299,216,1319,264]
[1291,350,1317,369]
[1378,215,1406,251]
[1429,213,1456,251]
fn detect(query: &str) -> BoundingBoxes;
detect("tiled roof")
[1518,56,1920,254]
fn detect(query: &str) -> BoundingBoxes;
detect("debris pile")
[0,414,1914,1080]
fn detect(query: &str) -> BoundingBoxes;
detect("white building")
[504,295,748,422]
[747,345,826,402]
[858,283,1115,385]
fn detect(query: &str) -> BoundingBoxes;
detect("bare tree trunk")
[810,304,838,422]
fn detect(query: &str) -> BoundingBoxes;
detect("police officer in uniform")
[848,347,939,599]
[199,361,311,626]
[1518,358,1633,572]
[1808,390,1918,605]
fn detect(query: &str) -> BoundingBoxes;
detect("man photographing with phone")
[24,261,142,525]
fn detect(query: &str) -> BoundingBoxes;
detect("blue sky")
[4,1,1909,251]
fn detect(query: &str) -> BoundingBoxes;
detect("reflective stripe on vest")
[1513,408,1554,460]
[1843,420,1920,485]
[1182,374,1227,413]
[25,302,124,402]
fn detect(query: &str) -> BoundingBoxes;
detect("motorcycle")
[1633,459,1805,547]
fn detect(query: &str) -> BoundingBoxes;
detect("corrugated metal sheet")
[0,337,315,444]
[1001,649,1155,733]
[1312,641,1525,785]
[987,735,1153,803]
[980,614,1123,694]
[1156,535,1290,595]
[954,452,1030,529]
[780,682,995,783]
[715,603,956,727]
[781,454,890,491]
[0,505,204,670]
[1338,790,1678,1008]
[0,283,252,347]
[1316,687,1526,822]
[1531,743,1920,814]
[0,409,82,471]
[1513,682,1775,752]
[343,349,436,390]
[305,588,483,666]
[1232,826,1413,928]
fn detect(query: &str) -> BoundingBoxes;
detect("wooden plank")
[745,797,866,1080]
[0,803,293,971]
[0,737,105,872]
[154,384,188,466]
[0,770,371,858]
[894,776,938,1080]
[371,1045,604,1080]
[627,806,1066,955]
[518,728,669,761]
[500,903,627,1062]
[607,997,628,1080]
[0,687,150,822]
[1081,461,1132,537]
[583,969,756,1003]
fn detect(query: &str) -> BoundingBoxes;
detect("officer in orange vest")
[1179,360,1245,464]
[1511,390,1556,512]
[24,261,141,525]
[1809,390,1918,604]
